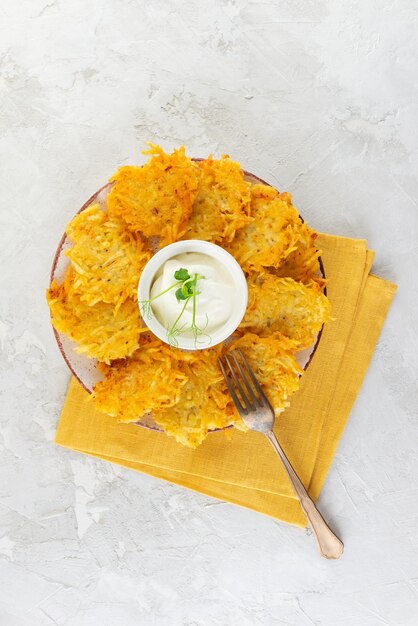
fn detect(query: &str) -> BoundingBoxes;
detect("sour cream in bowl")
[137,240,248,350]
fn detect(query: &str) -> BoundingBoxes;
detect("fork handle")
[266,430,344,560]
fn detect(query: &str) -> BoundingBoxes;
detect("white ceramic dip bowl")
[137,240,248,350]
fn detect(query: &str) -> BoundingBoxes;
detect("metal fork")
[219,349,344,560]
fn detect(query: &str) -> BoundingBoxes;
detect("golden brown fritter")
[92,334,189,422]
[46,268,142,363]
[107,144,198,246]
[225,184,301,272]
[152,347,245,448]
[274,220,324,287]
[65,204,152,311]
[185,155,252,243]
[228,333,302,417]
[241,273,330,349]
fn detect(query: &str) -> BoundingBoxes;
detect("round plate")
[50,167,325,431]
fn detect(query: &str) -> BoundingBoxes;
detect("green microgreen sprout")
[174,268,190,281]
[139,278,183,320]
[175,287,188,301]
[139,267,212,347]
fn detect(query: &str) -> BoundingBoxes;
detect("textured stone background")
[1,1,418,624]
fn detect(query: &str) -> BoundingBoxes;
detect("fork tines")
[218,349,268,416]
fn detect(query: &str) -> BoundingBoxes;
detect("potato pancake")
[274,220,324,286]
[65,204,151,311]
[46,268,142,363]
[241,273,330,349]
[92,334,189,423]
[226,184,301,271]
[185,155,252,243]
[152,348,244,448]
[107,144,198,246]
[228,333,302,417]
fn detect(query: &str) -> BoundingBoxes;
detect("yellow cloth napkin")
[55,234,397,527]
